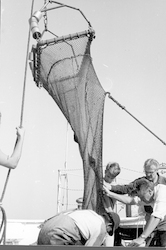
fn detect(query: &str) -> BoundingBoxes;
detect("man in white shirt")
[103,178,166,247]
[37,209,120,246]
[103,162,121,212]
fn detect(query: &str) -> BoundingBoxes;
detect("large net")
[30,29,106,214]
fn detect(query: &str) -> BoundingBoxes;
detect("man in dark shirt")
[103,178,166,247]
[108,158,166,216]
[104,159,166,246]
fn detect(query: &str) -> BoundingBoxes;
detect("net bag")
[30,29,106,214]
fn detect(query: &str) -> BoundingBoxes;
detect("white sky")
[0,0,166,220]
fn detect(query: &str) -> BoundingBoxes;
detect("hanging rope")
[0,205,7,245]
[0,0,1,43]
[0,0,35,244]
[1,0,35,205]
[106,92,166,146]
[43,0,48,31]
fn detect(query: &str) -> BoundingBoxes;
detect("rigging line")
[60,168,82,171]
[0,206,7,245]
[0,0,2,42]
[43,0,48,31]
[120,166,143,174]
[42,1,92,27]
[106,92,166,146]
[20,0,35,127]
[0,206,7,244]
[0,0,35,204]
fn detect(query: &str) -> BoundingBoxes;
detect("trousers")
[37,213,85,245]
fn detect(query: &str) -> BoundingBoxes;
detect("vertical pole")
[64,122,69,210]
[56,170,61,213]
[64,122,69,169]
[115,178,117,213]
[65,173,68,210]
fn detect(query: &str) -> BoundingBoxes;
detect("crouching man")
[37,209,120,246]
[103,178,166,247]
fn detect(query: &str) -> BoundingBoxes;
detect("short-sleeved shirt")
[103,166,117,211]
[66,210,108,246]
[38,209,108,246]
[133,184,166,230]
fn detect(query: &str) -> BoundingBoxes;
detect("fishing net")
[30,29,106,214]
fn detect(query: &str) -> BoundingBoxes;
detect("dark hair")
[135,178,154,192]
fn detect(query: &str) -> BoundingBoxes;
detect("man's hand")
[16,127,25,138]
[103,184,111,196]
[127,237,145,247]
[103,182,112,190]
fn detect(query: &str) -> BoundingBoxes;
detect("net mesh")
[32,31,106,214]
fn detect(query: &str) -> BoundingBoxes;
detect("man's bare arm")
[128,216,160,247]
[103,185,135,205]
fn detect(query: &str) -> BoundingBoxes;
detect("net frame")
[31,29,95,87]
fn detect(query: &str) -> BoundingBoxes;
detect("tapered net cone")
[31,30,106,214]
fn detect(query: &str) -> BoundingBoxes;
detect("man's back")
[67,209,106,238]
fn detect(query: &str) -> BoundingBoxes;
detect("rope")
[0,0,35,244]
[60,186,83,192]
[0,0,1,43]
[20,0,35,127]
[120,166,143,174]
[43,0,48,31]
[106,92,166,146]
[0,205,7,245]
[1,0,35,203]
[59,168,83,172]
[42,1,92,28]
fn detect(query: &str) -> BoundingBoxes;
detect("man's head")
[104,162,121,183]
[143,158,159,182]
[136,178,155,203]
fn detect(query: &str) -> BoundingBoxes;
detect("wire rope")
[0,0,35,244]
[107,92,166,146]
[0,0,1,43]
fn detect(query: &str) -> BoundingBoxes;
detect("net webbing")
[33,32,106,214]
